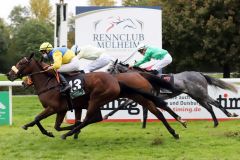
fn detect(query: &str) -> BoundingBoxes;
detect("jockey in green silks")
[133,43,172,75]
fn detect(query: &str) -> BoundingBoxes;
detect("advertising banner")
[0,91,10,125]
[66,86,240,122]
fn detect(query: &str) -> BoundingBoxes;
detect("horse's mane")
[119,62,153,74]
[109,60,156,75]
[31,58,57,78]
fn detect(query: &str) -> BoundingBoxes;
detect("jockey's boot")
[59,74,71,93]
[59,74,74,111]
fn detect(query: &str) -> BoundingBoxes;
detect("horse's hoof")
[232,113,238,117]
[22,126,28,130]
[47,132,55,138]
[174,134,180,139]
[181,121,187,128]
[73,135,78,140]
[214,123,219,128]
[228,113,233,117]
[103,115,108,120]
[61,135,67,140]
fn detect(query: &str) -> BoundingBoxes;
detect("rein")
[26,70,50,77]
[12,58,60,95]
[122,51,137,63]
[30,61,60,95]
[11,58,50,78]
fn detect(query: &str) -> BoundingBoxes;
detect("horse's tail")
[202,74,238,93]
[118,81,167,107]
[139,72,177,92]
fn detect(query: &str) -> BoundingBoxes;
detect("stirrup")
[160,88,172,94]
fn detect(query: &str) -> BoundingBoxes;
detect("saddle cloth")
[62,72,86,99]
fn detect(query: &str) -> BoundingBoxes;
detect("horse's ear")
[28,52,35,60]
[114,59,118,65]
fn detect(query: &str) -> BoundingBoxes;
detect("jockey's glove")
[46,66,54,71]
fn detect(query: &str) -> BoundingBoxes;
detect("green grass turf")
[0,74,8,81]
[0,96,240,160]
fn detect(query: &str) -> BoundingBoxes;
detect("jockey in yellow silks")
[39,42,79,95]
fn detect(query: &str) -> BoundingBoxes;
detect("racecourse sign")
[74,6,162,65]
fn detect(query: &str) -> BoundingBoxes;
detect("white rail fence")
[0,81,22,125]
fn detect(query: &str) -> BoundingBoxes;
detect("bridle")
[11,57,50,79]
[107,61,130,74]
[11,57,60,95]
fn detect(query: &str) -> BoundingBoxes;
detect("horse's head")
[107,59,129,74]
[117,62,129,73]
[107,59,118,74]
[6,53,36,81]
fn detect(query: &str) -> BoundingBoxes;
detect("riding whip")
[122,50,137,63]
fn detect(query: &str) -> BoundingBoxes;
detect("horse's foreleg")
[61,115,90,140]
[199,102,219,127]
[36,122,54,137]
[61,109,96,139]
[54,111,74,131]
[148,105,179,139]
[159,105,187,128]
[138,98,179,139]
[53,109,82,139]
[22,107,56,137]
[73,108,82,139]
[142,106,148,128]
[61,100,104,140]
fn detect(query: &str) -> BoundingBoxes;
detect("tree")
[8,5,30,28]
[124,0,162,6]
[67,14,75,48]
[123,0,240,77]
[89,0,116,6]
[9,20,54,60]
[162,1,205,72]
[30,0,53,22]
[0,18,11,73]
[198,0,240,77]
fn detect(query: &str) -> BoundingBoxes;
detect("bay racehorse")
[6,53,181,139]
[106,61,238,127]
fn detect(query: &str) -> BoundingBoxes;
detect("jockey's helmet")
[136,43,146,51]
[71,45,80,55]
[39,42,53,52]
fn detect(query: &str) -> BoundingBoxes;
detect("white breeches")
[83,53,113,73]
[57,57,80,73]
[140,54,172,71]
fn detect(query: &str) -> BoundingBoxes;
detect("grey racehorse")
[106,61,238,127]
